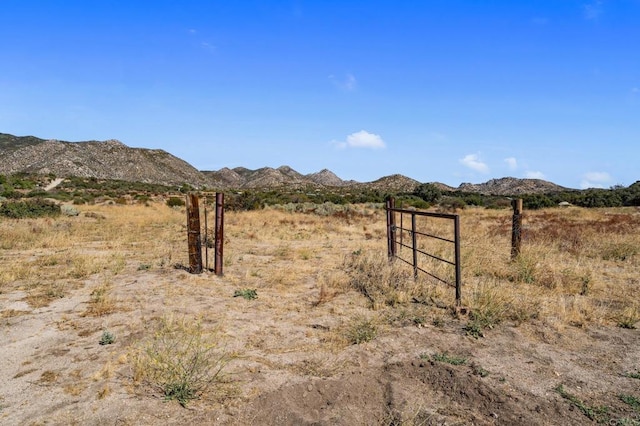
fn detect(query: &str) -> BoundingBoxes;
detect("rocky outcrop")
[0,134,208,188]
[457,177,568,195]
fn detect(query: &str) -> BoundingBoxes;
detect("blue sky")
[1,1,638,189]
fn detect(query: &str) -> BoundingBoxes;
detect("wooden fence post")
[511,198,523,259]
[386,197,397,258]
[214,192,224,276]
[186,193,203,273]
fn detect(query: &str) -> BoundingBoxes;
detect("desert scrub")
[345,316,377,344]
[0,198,61,218]
[421,352,468,366]
[344,251,425,309]
[99,330,116,345]
[555,384,610,423]
[464,278,541,337]
[166,196,185,208]
[233,288,257,300]
[84,282,117,317]
[133,316,232,407]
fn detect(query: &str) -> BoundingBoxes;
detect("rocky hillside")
[458,177,568,195]
[202,166,357,189]
[354,174,422,193]
[1,132,573,194]
[0,133,209,187]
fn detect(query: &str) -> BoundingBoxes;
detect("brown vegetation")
[1,202,639,424]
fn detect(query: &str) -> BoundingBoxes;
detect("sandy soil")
[1,206,639,425]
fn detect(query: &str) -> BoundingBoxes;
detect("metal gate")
[386,198,462,306]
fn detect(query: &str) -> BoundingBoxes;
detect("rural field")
[1,200,639,425]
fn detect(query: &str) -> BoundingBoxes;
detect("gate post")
[511,198,523,260]
[214,192,224,276]
[386,197,397,258]
[454,214,462,306]
[186,193,203,274]
[411,213,418,278]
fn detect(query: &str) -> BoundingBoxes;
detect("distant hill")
[457,177,568,195]
[0,133,209,187]
[355,174,422,193]
[1,132,578,195]
[202,166,357,189]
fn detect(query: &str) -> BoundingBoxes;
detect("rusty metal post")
[214,192,224,276]
[203,197,209,271]
[386,198,392,257]
[454,214,462,306]
[386,197,397,258]
[186,193,203,274]
[411,213,418,279]
[511,198,523,260]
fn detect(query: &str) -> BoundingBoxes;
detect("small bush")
[99,330,116,345]
[166,197,185,208]
[425,352,467,366]
[345,317,377,344]
[0,198,61,218]
[133,316,231,407]
[233,288,257,300]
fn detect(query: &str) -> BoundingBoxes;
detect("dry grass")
[2,203,638,319]
[460,206,640,329]
[2,200,639,422]
[2,203,637,328]
[131,314,233,407]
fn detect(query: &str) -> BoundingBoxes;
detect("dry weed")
[131,315,233,407]
[83,280,117,317]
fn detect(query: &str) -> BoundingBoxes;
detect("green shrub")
[0,198,61,218]
[233,288,257,300]
[166,196,186,207]
[99,330,116,345]
[345,317,377,344]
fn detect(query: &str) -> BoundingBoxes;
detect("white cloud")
[459,154,489,174]
[580,171,612,189]
[525,171,546,179]
[504,157,518,171]
[333,130,385,150]
[329,73,357,91]
[580,180,604,189]
[584,171,611,182]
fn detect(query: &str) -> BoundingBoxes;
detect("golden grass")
[83,280,118,317]
[2,202,637,330]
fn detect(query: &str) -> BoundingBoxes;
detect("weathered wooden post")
[511,198,523,260]
[386,197,397,258]
[203,197,209,271]
[214,192,224,276]
[186,193,203,273]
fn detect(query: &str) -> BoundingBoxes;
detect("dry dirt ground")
[1,203,639,425]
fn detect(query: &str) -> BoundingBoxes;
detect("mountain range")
[0,133,573,195]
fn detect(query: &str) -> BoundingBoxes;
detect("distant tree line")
[2,173,639,211]
[405,182,640,210]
